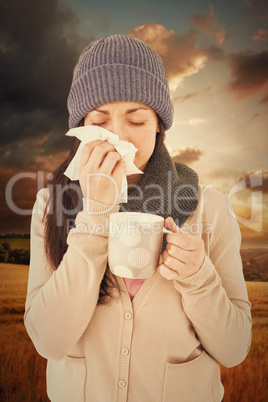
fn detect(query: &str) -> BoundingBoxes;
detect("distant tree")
[1,242,11,253]
[0,233,30,239]
[0,245,8,263]
[9,249,30,265]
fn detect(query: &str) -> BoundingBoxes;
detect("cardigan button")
[125,312,132,320]
[121,348,129,355]
[118,380,126,388]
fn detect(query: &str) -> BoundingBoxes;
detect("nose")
[107,120,128,142]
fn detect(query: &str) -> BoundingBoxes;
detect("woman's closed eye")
[130,122,145,127]
[91,121,145,127]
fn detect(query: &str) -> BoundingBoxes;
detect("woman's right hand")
[78,140,125,205]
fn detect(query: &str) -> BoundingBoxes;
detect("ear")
[156,119,160,134]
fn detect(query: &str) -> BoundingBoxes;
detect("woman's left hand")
[159,217,205,280]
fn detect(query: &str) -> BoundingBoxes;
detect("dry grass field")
[0,264,48,401]
[0,263,267,401]
[221,281,268,402]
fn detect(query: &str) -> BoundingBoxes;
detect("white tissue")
[63,125,143,203]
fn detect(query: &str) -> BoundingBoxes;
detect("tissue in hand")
[63,125,143,203]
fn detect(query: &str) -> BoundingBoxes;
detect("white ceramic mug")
[108,212,169,279]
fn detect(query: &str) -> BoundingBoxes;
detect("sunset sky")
[0,0,267,247]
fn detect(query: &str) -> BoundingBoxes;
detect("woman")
[24,35,252,402]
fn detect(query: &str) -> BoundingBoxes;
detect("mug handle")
[163,228,173,234]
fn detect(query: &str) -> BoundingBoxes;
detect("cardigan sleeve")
[173,188,252,368]
[24,188,119,361]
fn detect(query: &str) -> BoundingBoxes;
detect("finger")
[112,160,125,178]
[164,216,180,233]
[86,142,116,169]
[159,263,178,280]
[166,232,203,251]
[112,161,126,190]
[162,249,185,271]
[165,244,199,266]
[79,140,104,166]
[100,151,122,173]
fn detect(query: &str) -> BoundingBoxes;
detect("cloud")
[260,92,268,103]
[203,45,225,61]
[244,0,268,15]
[197,169,244,195]
[173,92,200,102]
[253,29,268,41]
[33,152,69,172]
[226,51,268,101]
[0,127,73,170]
[252,112,260,119]
[128,23,207,91]
[191,6,226,44]
[0,146,70,234]
[173,86,211,102]
[167,147,203,164]
[188,118,205,126]
[0,0,91,168]
[174,118,206,126]
[0,166,38,234]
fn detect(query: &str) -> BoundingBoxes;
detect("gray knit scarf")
[119,145,199,251]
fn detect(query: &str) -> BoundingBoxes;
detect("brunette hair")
[43,120,165,304]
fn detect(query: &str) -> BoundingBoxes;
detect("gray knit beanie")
[67,35,174,130]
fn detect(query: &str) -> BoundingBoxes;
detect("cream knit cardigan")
[24,185,252,402]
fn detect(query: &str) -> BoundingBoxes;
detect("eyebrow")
[91,106,149,115]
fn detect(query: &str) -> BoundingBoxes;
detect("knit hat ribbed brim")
[67,35,174,130]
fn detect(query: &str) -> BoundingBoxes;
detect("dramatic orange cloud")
[227,51,268,101]
[253,29,268,41]
[0,148,69,234]
[260,93,268,104]
[33,150,69,172]
[129,23,207,91]
[173,87,211,103]
[0,166,38,234]
[244,0,268,15]
[168,147,204,164]
[191,6,226,44]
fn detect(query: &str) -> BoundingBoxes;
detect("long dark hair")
[43,120,165,305]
